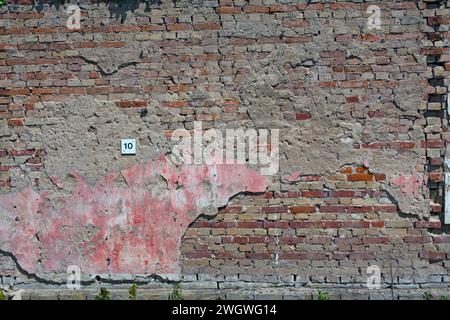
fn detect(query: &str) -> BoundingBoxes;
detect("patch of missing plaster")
[233,36,428,218]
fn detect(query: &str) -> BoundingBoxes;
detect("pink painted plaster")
[0,156,267,277]
[392,172,424,196]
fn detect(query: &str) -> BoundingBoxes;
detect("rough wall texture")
[0,0,450,299]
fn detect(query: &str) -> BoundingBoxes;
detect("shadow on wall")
[29,0,170,23]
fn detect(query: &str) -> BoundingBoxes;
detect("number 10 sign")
[121,139,136,155]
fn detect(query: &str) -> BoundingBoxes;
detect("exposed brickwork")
[182,165,449,288]
[423,0,449,224]
[0,0,449,299]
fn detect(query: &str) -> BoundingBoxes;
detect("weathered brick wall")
[0,0,449,299]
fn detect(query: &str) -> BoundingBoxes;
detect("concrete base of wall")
[3,287,450,300]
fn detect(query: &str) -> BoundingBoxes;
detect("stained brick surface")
[0,0,449,299]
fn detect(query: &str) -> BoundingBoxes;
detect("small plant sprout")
[169,283,184,300]
[129,283,137,300]
[317,289,330,301]
[0,289,5,300]
[95,288,111,300]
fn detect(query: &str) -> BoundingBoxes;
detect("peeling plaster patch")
[0,156,267,280]
[392,172,424,196]
[283,171,302,183]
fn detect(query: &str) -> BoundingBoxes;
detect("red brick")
[346,206,374,213]
[404,236,431,244]
[227,38,256,45]
[319,81,338,88]
[390,141,416,150]
[31,88,58,95]
[214,252,240,259]
[263,221,289,229]
[86,87,112,94]
[320,205,346,213]
[415,221,441,229]
[0,180,9,187]
[329,190,355,197]
[262,206,288,213]
[219,206,242,213]
[429,172,443,182]
[35,58,59,65]
[373,205,397,213]
[346,96,359,103]
[278,252,302,260]
[347,173,374,182]
[433,236,450,243]
[363,236,389,244]
[211,221,237,228]
[59,87,86,95]
[246,253,271,260]
[223,236,248,244]
[34,27,59,34]
[295,112,312,121]
[167,23,192,31]
[9,149,36,156]
[162,101,189,108]
[2,88,30,96]
[216,6,242,14]
[236,221,262,228]
[248,236,268,243]
[99,41,126,48]
[370,221,385,228]
[339,167,352,174]
[306,236,331,245]
[368,111,386,118]
[420,251,446,261]
[190,221,210,228]
[301,190,328,198]
[197,54,221,61]
[298,3,324,10]
[0,166,15,172]
[349,253,374,260]
[4,27,29,35]
[8,118,24,126]
[168,85,192,93]
[140,25,166,32]
[330,3,357,10]
[269,4,296,12]
[355,166,366,173]
[243,6,270,13]
[115,100,148,108]
[279,236,305,245]
[112,25,140,32]
[290,206,316,214]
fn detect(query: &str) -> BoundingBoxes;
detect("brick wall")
[0,0,450,299]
